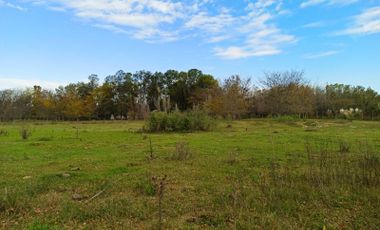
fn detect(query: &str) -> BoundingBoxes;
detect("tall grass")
[213,138,380,229]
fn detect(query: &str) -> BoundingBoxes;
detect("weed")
[134,177,156,196]
[225,152,239,165]
[339,141,350,153]
[72,126,80,139]
[20,126,31,140]
[153,175,167,230]
[27,221,61,230]
[0,187,30,214]
[147,137,156,160]
[0,129,8,136]
[292,140,379,188]
[170,142,192,161]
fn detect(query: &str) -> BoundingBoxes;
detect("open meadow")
[1,119,380,229]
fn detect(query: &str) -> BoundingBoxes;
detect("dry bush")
[20,127,31,140]
[225,152,239,165]
[170,142,192,161]
[0,129,8,136]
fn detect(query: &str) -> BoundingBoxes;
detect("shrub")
[338,108,363,120]
[0,129,8,136]
[146,111,215,132]
[339,141,350,153]
[225,152,239,165]
[20,127,31,140]
[170,142,192,161]
[134,177,156,196]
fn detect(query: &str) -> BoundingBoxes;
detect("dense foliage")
[146,111,215,132]
[1,69,380,121]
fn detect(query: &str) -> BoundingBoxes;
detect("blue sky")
[1,0,380,90]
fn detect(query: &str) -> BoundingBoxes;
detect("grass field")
[1,119,380,229]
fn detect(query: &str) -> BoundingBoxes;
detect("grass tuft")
[170,142,193,161]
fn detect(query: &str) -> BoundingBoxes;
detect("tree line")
[1,69,379,121]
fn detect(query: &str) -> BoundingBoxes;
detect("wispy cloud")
[300,0,358,8]
[0,0,26,11]
[93,24,128,34]
[214,46,281,59]
[213,1,296,59]
[301,21,326,29]
[207,35,231,43]
[304,50,341,59]
[214,28,296,59]
[29,0,184,41]
[185,10,235,34]
[26,0,296,59]
[337,6,380,35]
[0,77,64,90]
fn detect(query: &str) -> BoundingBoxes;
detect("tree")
[222,75,251,119]
[0,90,16,121]
[31,85,45,119]
[260,71,315,117]
[189,74,219,108]
[206,75,250,119]
[1,68,379,121]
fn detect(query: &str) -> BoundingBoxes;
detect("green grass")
[0,119,379,229]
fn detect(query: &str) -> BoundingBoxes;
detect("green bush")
[147,111,215,132]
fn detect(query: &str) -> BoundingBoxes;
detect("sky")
[0,0,380,91]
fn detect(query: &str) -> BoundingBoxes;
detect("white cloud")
[185,11,235,34]
[27,0,296,59]
[0,0,26,11]
[304,50,341,59]
[0,77,64,90]
[208,35,230,43]
[214,1,296,59]
[134,28,179,42]
[214,47,254,59]
[93,24,128,34]
[29,0,184,41]
[301,21,326,29]
[338,6,380,35]
[300,0,358,8]
[215,28,296,59]
[214,46,281,59]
